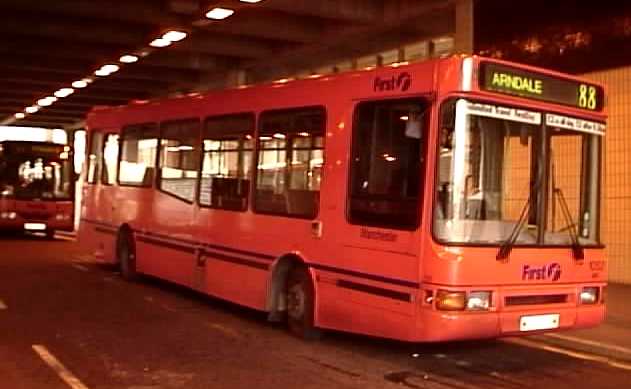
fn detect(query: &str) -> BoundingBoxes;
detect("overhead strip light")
[206,7,235,20]
[239,0,264,3]
[14,113,25,119]
[120,54,139,63]
[162,30,188,42]
[25,106,39,114]
[72,80,88,88]
[150,38,172,48]
[54,88,74,98]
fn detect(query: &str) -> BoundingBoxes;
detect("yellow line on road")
[545,333,631,356]
[32,345,90,389]
[71,264,89,272]
[505,337,631,371]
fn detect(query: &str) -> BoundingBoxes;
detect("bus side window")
[255,107,325,219]
[119,123,159,187]
[348,98,428,230]
[158,120,200,202]
[86,131,104,185]
[201,114,254,211]
[102,133,119,185]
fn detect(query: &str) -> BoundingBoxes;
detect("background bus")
[0,141,74,237]
[79,55,607,342]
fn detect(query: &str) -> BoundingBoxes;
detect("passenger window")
[86,132,104,184]
[200,114,253,211]
[255,107,325,219]
[159,120,200,202]
[102,133,119,185]
[119,123,158,187]
[348,98,428,229]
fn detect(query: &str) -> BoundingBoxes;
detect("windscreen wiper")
[497,162,543,261]
[496,194,531,261]
[554,187,584,260]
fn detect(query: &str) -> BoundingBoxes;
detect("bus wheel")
[286,266,321,340]
[117,231,137,281]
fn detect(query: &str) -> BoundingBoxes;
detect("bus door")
[346,98,428,252]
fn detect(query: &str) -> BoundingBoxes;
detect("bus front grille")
[505,294,569,306]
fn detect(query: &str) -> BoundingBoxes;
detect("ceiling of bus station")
[0,0,454,130]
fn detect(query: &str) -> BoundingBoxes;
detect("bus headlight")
[580,287,599,304]
[1,212,17,219]
[436,290,466,311]
[467,291,492,311]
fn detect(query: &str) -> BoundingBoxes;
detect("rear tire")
[117,231,137,281]
[286,265,321,340]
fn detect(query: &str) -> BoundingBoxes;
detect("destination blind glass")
[479,62,604,111]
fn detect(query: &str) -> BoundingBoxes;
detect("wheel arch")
[266,252,317,321]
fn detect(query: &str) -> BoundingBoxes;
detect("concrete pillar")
[454,0,474,54]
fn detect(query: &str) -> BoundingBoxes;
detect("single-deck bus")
[0,141,74,237]
[79,55,607,341]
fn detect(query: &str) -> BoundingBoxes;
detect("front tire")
[286,266,321,340]
[117,231,137,281]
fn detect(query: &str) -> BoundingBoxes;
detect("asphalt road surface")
[1,234,630,389]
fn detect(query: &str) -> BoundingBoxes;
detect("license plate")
[24,223,46,231]
[519,314,560,332]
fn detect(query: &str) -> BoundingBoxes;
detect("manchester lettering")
[491,72,543,95]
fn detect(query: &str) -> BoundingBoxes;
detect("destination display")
[479,62,605,111]
[1,142,66,158]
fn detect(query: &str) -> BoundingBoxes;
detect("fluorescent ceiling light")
[101,64,120,74]
[206,7,235,20]
[94,69,109,77]
[119,54,139,63]
[14,113,25,119]
[240,0,263,3]
[72,80,88,88]
[37,98,54,106]
[25,106,39,114]
[150,38,172,48]
[162,30,187,42]
[54,88,74,98]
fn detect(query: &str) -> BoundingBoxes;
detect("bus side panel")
[131,190,198,288]
[315,271,417,341]
[203,260,268,310]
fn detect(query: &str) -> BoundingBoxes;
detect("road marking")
[32,345,90,389]
[0,299,7,310]
[205,322,241,339]
[73,255,95,263]
[545,333,631,357]
[71,264,89,272]
[505,337,631,371]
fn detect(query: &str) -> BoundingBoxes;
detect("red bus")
[79,55,607,342]
[0,141,74,237]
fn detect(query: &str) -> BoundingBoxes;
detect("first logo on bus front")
[374,72,412,92]
[522,263,562,281]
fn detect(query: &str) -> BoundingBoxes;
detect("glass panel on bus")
[158,120,200,202]
[255,107,325,219]
[201,114,254,211]
[102,134,119,185]
[348,98,428,230]
[86,132,104,184]
[0,142,72,200]
[434,99,602,247]
[545,125,601,245]
[435,100,541,244]
[119,123,158,187]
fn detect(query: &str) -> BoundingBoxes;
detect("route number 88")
[578,84,597,110]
